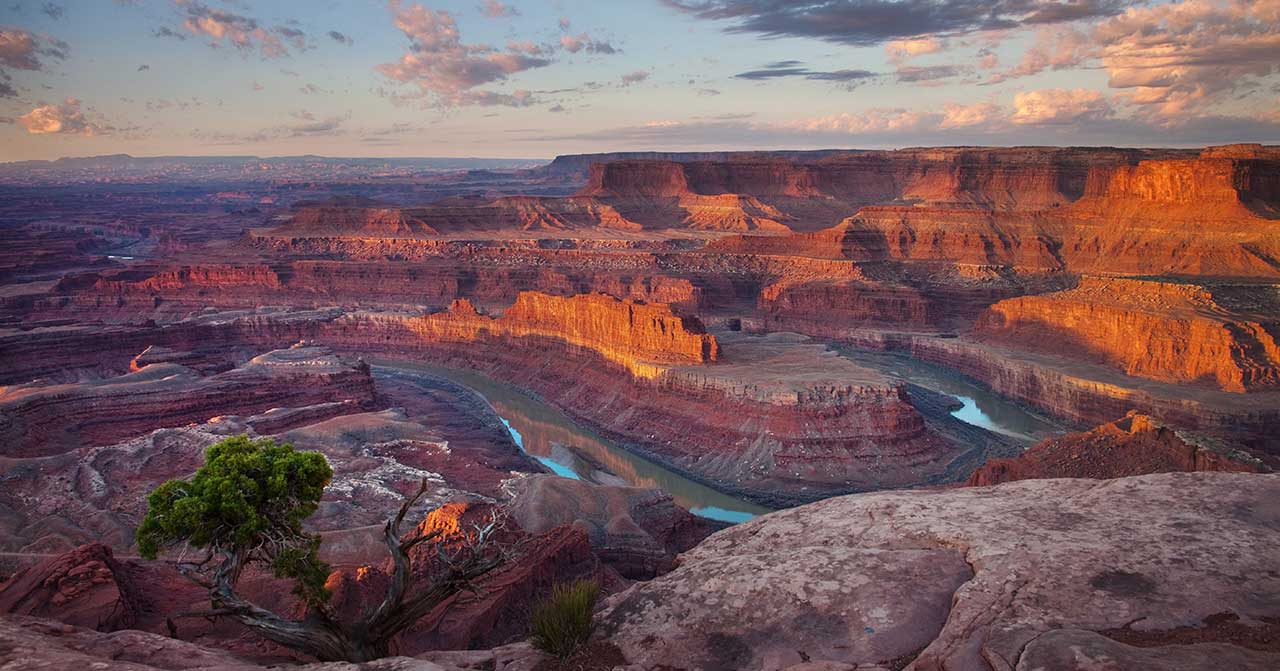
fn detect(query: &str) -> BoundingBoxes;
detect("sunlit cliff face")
[407,293,719,379]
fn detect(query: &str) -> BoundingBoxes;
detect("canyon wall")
[977,277,1280,392]
[406,292,719,374]
[578,147,1185,210]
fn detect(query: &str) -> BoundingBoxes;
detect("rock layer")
[977,277,1280,392]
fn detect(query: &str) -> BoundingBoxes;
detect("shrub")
[529,579,600,658]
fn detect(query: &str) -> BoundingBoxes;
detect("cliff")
[578,147,1186,210]
[406,292,718,374]
[977,277,1280,392]
[967,412,1264,485]
[1081,156,1280,209]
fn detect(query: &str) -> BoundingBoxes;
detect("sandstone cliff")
[977,277,1280,392]
[406,292,718,374]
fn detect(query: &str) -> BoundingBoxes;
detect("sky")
[1,0,1278,160]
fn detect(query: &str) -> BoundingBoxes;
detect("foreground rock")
[505,475,718,578]
[0,614,549,670]
[600,472,1280,670]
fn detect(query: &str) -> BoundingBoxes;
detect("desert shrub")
[529,579,601,658]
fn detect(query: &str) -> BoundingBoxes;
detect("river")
[371,361,772,524]
[373,349,1064,525]
[835,347,1067,442]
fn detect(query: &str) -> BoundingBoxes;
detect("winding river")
[836,347,1067,442]
[373,350,1065,524]
[372,360,771,523]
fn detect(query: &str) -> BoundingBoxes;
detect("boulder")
[599,472,1280,670]
[505,475,717,578]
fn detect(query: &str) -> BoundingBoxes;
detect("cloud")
[939,101,1000,128]
[479,0,518,18]
[531,102,1280,149]
[1011,88,1112,124]
[661,0,1130,46]
[153,26,186,40]
[987,26,1090,83]
[1093,0,1280,118]
[0,27,69,98]
[41,3,65,20]
[559,33,617,54]
[894,64,968,83]
[376,1,552,106]
[885,37,946,63]
[620,70,649,86]
[328,30,353,45]
[172,0,306,58]
[192,111,352,145]
[986,1,1280,120]
[0,28,69,70]
[18,98,112,136]
[734,61,878,88]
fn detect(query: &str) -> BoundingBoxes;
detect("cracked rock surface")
[600,472,1280,670]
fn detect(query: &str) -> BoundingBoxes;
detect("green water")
[372,360,772,523]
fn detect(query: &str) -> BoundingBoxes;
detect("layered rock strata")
[977,277,1280,392]
[0,345,377,457]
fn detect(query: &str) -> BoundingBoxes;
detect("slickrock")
[977,277,1280,391]
[967,411,1264,485]
[0,614,549,670]
[504,475,717,578]
[600,472,1280,671]
[0,345,377,457]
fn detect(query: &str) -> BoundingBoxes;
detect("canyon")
[2,144,1278,670]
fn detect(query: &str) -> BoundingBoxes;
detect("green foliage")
[135,435,334,606]
[528,579,600,659]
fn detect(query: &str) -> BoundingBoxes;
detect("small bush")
[529,579,600,658]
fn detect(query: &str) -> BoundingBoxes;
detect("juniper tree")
[137,435,514,662]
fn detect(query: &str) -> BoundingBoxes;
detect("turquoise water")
[376,361,772,524]
[838,348,1065,443]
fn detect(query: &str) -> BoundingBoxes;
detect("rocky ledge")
[600,472,1280,670]
[2,472,1277,671]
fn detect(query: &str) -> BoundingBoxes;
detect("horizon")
[2,1,1278,161]
[7,139,1274,166]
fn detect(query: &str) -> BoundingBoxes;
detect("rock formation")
[601,472,1280,670]
[504,475,717,579]
[967,411,1264,485]
[0,345,377,457]
[977,277,1280,392]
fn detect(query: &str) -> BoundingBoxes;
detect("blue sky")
[1,0,1278,160]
